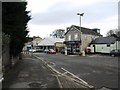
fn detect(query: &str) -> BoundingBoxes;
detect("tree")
[115,29,120,37]
[106,30,115,36]
[106,29,120,37]
[2,2,31,57]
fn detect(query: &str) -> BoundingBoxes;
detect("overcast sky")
[26,0,119,38]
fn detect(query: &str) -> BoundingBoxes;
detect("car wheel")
[111,54,115,57]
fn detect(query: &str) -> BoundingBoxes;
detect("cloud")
[28,1,118,26]
[27,0,118,37]
[119,1,120,30]
[83,15,118,36]
[29,1,79,25]
[28,24,68,38]
[26,0,118,13]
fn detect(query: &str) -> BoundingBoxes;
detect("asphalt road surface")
[34,53,119,89]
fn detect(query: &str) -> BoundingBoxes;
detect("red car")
[48,49,56,54]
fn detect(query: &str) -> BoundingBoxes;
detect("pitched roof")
[73,25,101,36]
[38,38,64,46]
[91,36,117,44]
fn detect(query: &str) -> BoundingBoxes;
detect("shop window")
[68,35,71,41]
[107,44,110,47]
[74,34,78,40]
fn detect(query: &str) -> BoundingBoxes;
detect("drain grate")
[28,82,42,88]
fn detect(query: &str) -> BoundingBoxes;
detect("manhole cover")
[98,87,112,90]
[28,82,42,88]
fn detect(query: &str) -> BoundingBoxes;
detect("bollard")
[65,50,67,56]
[82,51,85,56]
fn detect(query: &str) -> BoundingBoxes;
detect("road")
[34,53,119,89]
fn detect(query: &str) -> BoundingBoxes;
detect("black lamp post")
[77,13,84,54]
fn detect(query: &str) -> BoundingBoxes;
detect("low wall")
[2,43,11,73]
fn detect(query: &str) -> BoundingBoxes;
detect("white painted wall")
[96,44,111,53]
[90,41,120,53]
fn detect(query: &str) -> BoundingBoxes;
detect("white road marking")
[33,54,94,88]
[61,68,88,85]
[49,62,56,67]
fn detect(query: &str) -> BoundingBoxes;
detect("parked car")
[29,49,36,53]
[85,47,91,53]
[48,49,56,54]
[44,49,49,53]
[36,48,43,52]
[110,49,120,57]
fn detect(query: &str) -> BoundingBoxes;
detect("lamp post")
[77,13,84,55]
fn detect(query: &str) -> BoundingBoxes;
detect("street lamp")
[77,13,84,55]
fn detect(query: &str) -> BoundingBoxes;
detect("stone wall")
[2,33,12,74]
[2,38,11,73]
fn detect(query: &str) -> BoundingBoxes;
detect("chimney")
[66,27,70,31]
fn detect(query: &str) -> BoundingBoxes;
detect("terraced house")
[64,25,102,55]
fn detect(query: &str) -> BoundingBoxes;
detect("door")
[93,45,96,53]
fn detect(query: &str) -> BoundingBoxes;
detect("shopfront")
[64,41,81,55]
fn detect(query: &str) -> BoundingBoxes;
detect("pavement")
[2,53,96,89]
[2,53,59,89]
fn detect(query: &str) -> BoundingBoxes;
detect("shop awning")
[64,41,81,45]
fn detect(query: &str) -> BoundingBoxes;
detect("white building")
[38,38,65,51]
[90,36,120,53]
[64,25,102,54]
[32,37,42,48]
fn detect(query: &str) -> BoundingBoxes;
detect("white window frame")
[74,34,78,40]
[68,35,71,41]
